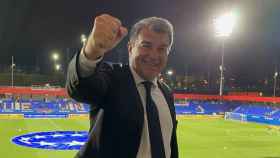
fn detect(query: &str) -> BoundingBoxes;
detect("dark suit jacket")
[66,53,179,158]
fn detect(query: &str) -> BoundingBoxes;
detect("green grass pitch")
[0,118,280,158]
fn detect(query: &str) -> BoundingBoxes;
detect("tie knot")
[142,81,153,92]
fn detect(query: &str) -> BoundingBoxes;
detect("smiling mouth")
[141,59,162,72]
[142,59,160,66]
[145,65,160,72]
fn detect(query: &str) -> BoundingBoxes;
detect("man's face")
[128,27,170,81]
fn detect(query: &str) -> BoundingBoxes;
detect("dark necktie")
[142,81,166,158]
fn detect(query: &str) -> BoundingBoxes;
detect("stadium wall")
[225,112,280,125]
[1,87,280,103]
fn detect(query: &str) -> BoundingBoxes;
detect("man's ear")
[127,41,133,55]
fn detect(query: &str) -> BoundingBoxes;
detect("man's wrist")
[78,47,103,78]
[84,43,104,60]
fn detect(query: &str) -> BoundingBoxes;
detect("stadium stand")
[225,104,280,125]
[175,100,239,115]
[0,86,89,118]
[233,104,275,116]
[0,98,90,118]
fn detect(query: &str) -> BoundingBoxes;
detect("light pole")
[214,11,236,96]
[11,56,15,87]
[219,40,225,97]
[273,72,278,97]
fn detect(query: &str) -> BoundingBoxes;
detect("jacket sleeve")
[66,52,113,107]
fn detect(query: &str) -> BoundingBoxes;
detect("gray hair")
[129,17,174,47]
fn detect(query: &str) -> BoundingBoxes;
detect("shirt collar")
[129,65,158,88]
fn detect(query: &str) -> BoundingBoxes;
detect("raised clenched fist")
[84,14,128,60]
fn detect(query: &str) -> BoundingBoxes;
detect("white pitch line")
[47,119,62,131]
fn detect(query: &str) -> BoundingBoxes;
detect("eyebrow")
[140,41,152,45]
[140,41,169,47]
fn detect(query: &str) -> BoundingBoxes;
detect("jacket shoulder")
[158,80,172,94]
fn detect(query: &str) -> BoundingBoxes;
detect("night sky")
[0,0,280,86]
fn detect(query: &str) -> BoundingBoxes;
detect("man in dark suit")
[66,14,178,158]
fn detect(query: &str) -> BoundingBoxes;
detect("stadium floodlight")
[81,34,87,45]
[167,70,173,76]
[214,11,236,37]
[11,56,15,87]
[55,64,61,71]
[214,11,236,96]
[52,53,59,61]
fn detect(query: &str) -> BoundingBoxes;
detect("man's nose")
[149,47,160,58]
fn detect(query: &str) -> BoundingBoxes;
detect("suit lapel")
[124,65,144,121]
[113,64,144,130]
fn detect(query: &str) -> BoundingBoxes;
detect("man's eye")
[142,44,151,48]
[159,47,168,52]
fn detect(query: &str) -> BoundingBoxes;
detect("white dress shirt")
[78,50,173,158]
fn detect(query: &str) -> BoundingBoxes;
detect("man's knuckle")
[99,14,110,18]
[113,18,121,25]
[95,16,103,21]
